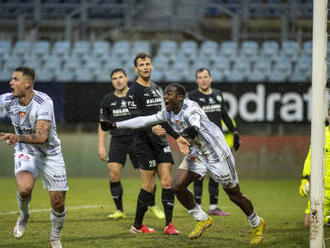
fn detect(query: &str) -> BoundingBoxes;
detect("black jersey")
[126,81,168,147]
[188,88,235,132]
[99,92,134,136]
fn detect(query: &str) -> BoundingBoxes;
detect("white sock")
[50,209,66,241]
[209,204,217,211]
[17,192,30,220]
[188,204,208,221]
[247,211,261,228]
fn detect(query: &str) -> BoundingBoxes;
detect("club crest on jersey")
[19,111,26,119]
[121,100,126,107]
[175,120,181,127]
[216,96,222,102]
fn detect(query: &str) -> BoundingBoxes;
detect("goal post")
[310,0,327,247]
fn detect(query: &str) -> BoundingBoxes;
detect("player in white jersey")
[100,83,265,244]
[0,67,67,248]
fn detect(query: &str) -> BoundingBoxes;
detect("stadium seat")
[32,40,50,57]
[231,58,251,78]
[260,40,279,61]
[43,55,62,71]
[131,40,151,56]
[164,69,184,82]
[91,40,111,56]
[210,70,224,83]
[35,68,54,82]
[158,40,178,57]
[150,69,164,82]
[75,69,95,82]
[55,68,75,82]
[280,40,300,62]
[112,40,131,57]
[0,68,11,81]
[179,40,198,60]
[240,41,259,62]
[53,41,71,57]
[248,70,266,82]
[12,40,31,56]
[0,40,11,56]
[63,57,81,70]
[219,41,238,60]
[72,41,91,57]
[211,56,231,73]
[200,40,218,59]
[226,69,245,82]
[253,59,272,78]
[302,40,312,57]
[3,57,22,72]
[153,55,171,72]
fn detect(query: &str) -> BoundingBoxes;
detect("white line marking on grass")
[0,205,107,216]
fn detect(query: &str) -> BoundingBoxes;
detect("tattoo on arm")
[17,120,51,144]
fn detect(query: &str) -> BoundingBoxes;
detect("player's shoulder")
[33,90,52,105]
[211,88,223,96]
[187,89,199,99]
[101,92,115,102]
[1,92,15,101]
[183,98,201,112]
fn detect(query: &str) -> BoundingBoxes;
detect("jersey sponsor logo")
[110,102,116,106]
[146,98,162,105]
[120,100,126,107]
[112,108,130,116]
[164,146,171,153]
[202,104,221,113]
[19,111,26,119]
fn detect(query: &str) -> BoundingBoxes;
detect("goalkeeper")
[299,107,330,228]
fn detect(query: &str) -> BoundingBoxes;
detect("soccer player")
[299,106,330,228]
[98,68,165,220]
[100,53,179,234]
[188,68,240,216]
[0,67,67,248]
[100,83,265,244]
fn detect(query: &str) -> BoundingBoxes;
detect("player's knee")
[171,181,184,194]
[160,176,172,188]
[51,195,65,213]
[18,187,32,199]
[228,192,241,204]
[109,172,120,182]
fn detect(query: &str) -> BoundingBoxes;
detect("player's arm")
[0,120,51,145]
[98,124,108,162]
[299,146,311,197]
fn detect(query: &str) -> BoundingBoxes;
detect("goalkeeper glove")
[299,179,309,198]
[99,120,116,131]
[233,132,241,151]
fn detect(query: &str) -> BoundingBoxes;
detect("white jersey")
[118,98,232,163]
[0,90,62,157]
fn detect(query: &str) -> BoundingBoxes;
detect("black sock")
[134,189,153,229]
[162,188,175,226]
[150,185,156,207]
[193,178,203,205]
[110,181,123,211]
[208,178,219,205]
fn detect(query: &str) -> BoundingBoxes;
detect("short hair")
[110,68,127,78]
[14,67,35,83]
[134,52,152,66]
[195,68,211,78]
[167,83,186,97]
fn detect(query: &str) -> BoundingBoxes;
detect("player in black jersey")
[98,69,165,220]
[187,68,241,217]
[125,53,179,234]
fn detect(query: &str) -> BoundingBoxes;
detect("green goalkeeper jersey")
[302,126,330,189]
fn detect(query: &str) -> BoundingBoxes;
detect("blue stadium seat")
[72,41,91,56]
[0,40,11,56]
[158,40,178,57]
[53,41,71,57]
[150,69,164,82]
[226,69,245,82]
[302,40,312,57]
[112,40,130,57]
[13,40,31,56]
[32,40,50,57]
[219,41,238,60]
[75,69,95,82]
[153,55,171,72]
[35,68,54,82]
[210,70,224,83]
[200,40,218,59]
[260,40,279,60]
[55,68,75,82]
[131,40,151,56]
[92,40,110,56]
[247,71,266,82]
[281,40,300,62]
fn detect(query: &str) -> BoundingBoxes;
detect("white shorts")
[179,153,239,188]
[14,152,68,191]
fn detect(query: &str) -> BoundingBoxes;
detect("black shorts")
[107,135,139,169]
[134,132,174,171]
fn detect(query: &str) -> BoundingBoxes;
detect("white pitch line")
[0,205,108,216]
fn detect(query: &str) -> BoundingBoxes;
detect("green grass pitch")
[0,178,329,248]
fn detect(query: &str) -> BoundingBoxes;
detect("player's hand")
[299,179,309,197]
[233,132,241,151]
[0,132,17,145]
[152,125,166,136]
[98,145,107,162]
[176,136,190,155]
[99,120,116,131]
[182,126,199,140]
